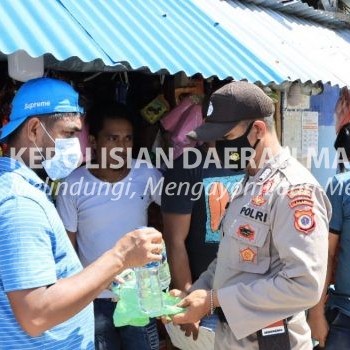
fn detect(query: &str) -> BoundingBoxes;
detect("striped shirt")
[0,157,94,349]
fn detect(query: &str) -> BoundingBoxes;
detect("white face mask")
[37,122,82,180]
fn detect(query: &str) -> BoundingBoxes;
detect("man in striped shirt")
[0,77,163,349]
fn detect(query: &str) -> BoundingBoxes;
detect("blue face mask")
[36,122,82,180]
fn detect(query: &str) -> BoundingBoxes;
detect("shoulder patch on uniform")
[289,198,314,208]
[287,186,313,200]
[294,208,315,234]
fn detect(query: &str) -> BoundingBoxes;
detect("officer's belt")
[215,307,227,323]
[94,298,118,304]
[215,307,291,350]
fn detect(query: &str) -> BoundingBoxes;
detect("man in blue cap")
[0,77,163,349]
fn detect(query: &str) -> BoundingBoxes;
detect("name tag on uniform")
[261,320,285,336]
[257,319,291,350]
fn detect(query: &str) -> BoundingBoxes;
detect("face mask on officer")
[334,122,350,173]
[215,122,260,171]
[35,122,82,180]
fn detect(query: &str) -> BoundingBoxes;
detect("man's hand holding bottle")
[113,227,163,269]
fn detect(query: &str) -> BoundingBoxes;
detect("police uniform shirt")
[191,148,331,350]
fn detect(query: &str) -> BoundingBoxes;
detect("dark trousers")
[94,299,159,350]
[324,308,350,350]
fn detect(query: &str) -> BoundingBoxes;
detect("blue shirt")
[0,157,94,349]
[326,172,350,316]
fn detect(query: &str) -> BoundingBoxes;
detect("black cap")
[187,81,274,141]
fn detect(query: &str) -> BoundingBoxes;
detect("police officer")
[170,81,331,350]
[307,115,350,348]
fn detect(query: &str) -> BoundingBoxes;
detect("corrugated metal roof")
[0,0,112,63]
[58,0,282,83]
[60,0,350,86]
[193,0,350,87]
[1,0,350,87]
[245,0,350,28]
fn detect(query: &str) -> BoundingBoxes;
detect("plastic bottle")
[158,241,171,291]
[134,227,171,315]
[135,261,163,316]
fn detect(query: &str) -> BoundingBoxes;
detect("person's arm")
[7,227,162,337]
[149,168,163,207]
[307,232,339,347]
[67,231,77,250]
[0,195,163,337]
[162,212,192,292]
[161,154,199,292]
[307,175,343,347]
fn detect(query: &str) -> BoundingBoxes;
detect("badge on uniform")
[229,152,240,161]
[294,208,315,234]
[239,247,257,263]
[251,195,266,206]
[257,319,291,350]
[251,180,274,207]
[261,179,274,193]
[237,224,255,241]
[258,168,272,182]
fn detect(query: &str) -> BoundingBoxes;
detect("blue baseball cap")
[0,77,83,141]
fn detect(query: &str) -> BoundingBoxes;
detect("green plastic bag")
[112,270,184,327]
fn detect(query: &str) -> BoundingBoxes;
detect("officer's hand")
[112,227,163,268]
[171,289,210,325]
[169,288,188,299]
[307,310,329,347]
[160,289,188,325]
[180,322,200,340]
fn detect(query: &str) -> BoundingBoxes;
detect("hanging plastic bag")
[160,95,203,159]
[171,103,203,159]
[161,96,194,132]
[112,270,184,327]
